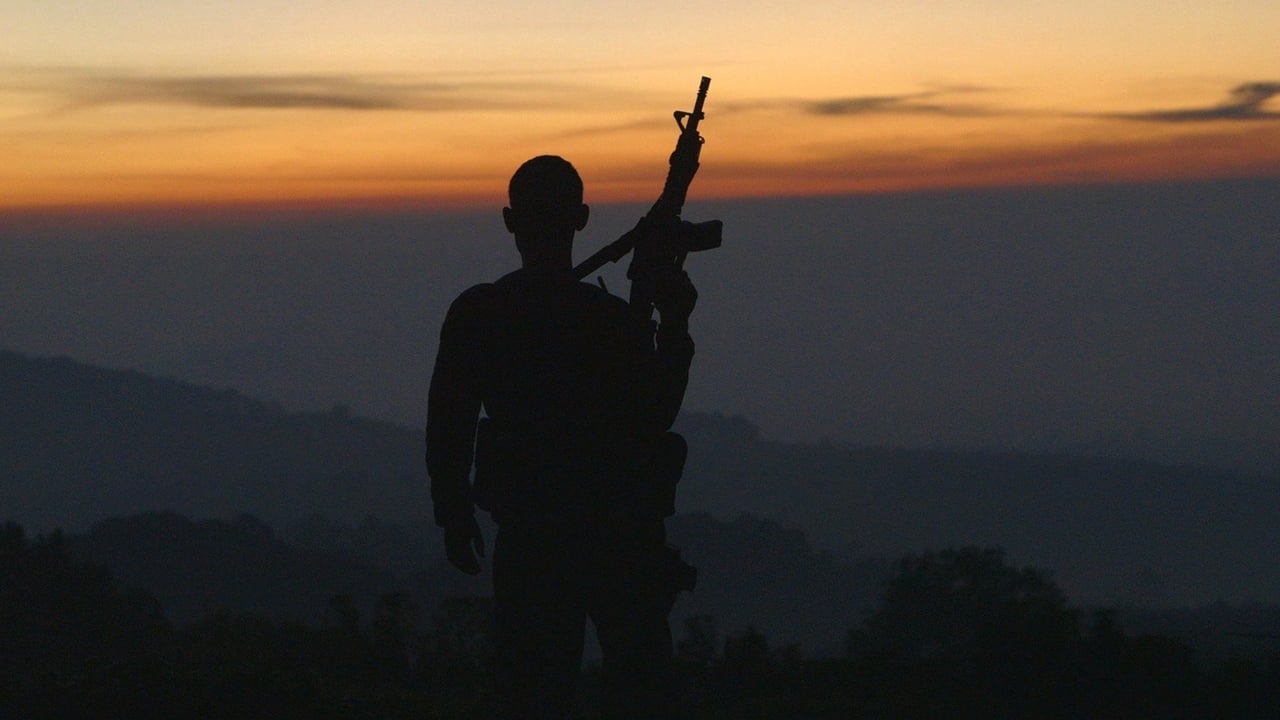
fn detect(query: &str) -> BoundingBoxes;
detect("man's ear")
[502,206,517,234]
[574,203,590,232]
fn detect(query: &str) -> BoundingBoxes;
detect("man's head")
[503,155,589,267]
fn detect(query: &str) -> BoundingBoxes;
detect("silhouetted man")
[426,155,696,719]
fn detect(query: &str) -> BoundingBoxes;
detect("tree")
[851,547,1076,663]
[676,614,719,670]
[848,547,1080,717]
[1,522,173,718]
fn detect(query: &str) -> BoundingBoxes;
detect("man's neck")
[518,237,574,274]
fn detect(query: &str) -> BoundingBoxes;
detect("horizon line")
[5,169,1279,228]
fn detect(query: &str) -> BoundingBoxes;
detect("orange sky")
[3,2,1278,212]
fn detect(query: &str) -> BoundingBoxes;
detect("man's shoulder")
[453,281,499,304]
[444,282,500,324]
[491,269,629,309]
[451,270,636,331]
[566,280,638,332]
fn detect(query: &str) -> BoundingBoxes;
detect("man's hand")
[652,268,698,325]
[443,515,485,575]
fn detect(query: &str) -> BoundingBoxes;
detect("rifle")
[574,76,722,320]
[573,79,717,594]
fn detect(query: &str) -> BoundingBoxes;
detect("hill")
[675,412,1278,607]
[1,349,425,531]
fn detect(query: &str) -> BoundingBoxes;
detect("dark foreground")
[3,525,1277,719]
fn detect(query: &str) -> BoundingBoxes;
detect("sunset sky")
[4,0,1279,211]
[4,3,1279,591]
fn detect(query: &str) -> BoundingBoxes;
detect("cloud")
[82,75,419,110]
[546,85,1016,143]
[2,68,565,113]
[547,117,671,140]
[709,85,1009,121]
[805,89,996,118]
[762,81,1280,124]
[1110,82,1280,122]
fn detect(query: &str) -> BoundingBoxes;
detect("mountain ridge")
[4,348,1275,608]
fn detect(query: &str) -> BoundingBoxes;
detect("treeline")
[2,521,478,718]
[4,524,1277,718]
[66,510,881,653]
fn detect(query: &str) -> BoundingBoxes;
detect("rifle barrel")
[692,76,710,123]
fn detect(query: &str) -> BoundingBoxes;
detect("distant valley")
[4,348,1276,620]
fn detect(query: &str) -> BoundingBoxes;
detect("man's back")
[430,266,666,526]
[468,268,646,432]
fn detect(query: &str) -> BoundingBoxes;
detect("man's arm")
[639,268,698,432]
[425,288,489,573]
